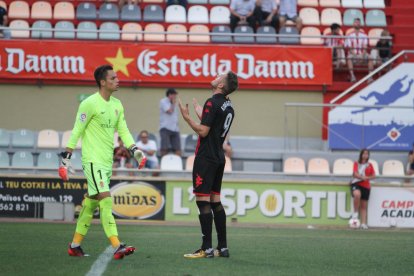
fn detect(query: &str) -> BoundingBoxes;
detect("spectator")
[229,0,256,32]
[0,5,11,39]
[406,143,414,176]
[166,0,188,9]
[159,88,181,157]
[118,0,137,8]
[136,130,160,170]
[223,135,233,158]
[113,137,133,175]
[278,0,302,31]
[324,23,346,69]
[350,149,376,230]
[253,0,279,30]
[345,18,373,82]
[371,30,392,70]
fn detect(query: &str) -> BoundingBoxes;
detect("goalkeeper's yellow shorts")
[82,162,111,196]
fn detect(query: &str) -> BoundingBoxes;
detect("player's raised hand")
[58,151,75,181]
[130,145,147,169]
[192,98,202,119]
[178,97,190,122]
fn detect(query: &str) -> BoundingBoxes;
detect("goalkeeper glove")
[130,145,147,169]
[58,151,75,181]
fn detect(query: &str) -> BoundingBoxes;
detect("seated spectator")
[166,0,188,9]
[279,0,302,31]
[0,6,11,39]
[253,0,279,30]
[371,30,392,70]
[118,0,137,9]
[345,18,373,82]
[324,23,346,69]
[136,130,160,170]
[223,135,233,158]
[113,137,133,175]
[230,0,256,32]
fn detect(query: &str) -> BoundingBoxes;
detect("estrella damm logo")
[110,182,165,219]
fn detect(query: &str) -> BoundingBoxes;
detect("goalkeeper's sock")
[211,202,227,249]
[109,236,121,249]
[99,197,119,246]
[196,201,213,250]
[74,197,99,237]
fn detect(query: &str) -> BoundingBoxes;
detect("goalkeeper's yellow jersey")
[67,92,135,168]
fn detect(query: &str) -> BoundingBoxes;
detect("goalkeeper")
[59,65,146,260]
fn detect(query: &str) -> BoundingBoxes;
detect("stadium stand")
[0,129,10,148]
[364,0,385,9]
[31,20,53,39]
[76,2,97,20]
[343,9,365,26]
[369,159,380,176]
[299,7,320,26]
[301,27,323,45]
[143,4,164,22]
[166,24,187,42]
[54,21,76,39]
[188,24,210,42]
[298,0,318,7]
[31,1,52,20]
[365,9,386,27]
[307,158,330,175]
[368,27,384,46]
[382,160,405,177]
[320,8,342,25]
[99,22,121,40]
[0,151,9,169]
[244,161,273,172]
[37,151,59,169]
[342,0,363,8]
[61,130,81,150]
[121,22,142,41]
[120,4,141,21]
[160,154,183,170]
[209,0,230,4]
[209,6,230,24]
[233,26,255,44]
[37,130,60,149]
[53,1,75,20]
[188,5,209,24]
[98,2,119,21]
[11,151,34,169]
[143,23,165,42]
[165,5,186,23]
[11,129,35,149]
[319,0,341,7]
[211,25,232,43]
[77,21,98,40]
[9,19,30,38]
[8,0,30,19]
[256,26,277,44]
[332,158,354,175]
[283,157,306,174]
[279,26,300,44]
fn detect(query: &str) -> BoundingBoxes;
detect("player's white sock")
[352,212,359,219]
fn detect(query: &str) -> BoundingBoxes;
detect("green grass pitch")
[1,222,414,275]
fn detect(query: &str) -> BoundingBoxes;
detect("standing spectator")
[371,30,392,69]
[324,23,346,69]
[0,5,11,39]
[229,0,256,32]
[178,71,239,259]
[345,18,372,82]
[113,137,133,175]
[350,149,376,230]
[136,130,159,170]
[278,0,302,31]
[159,88,181,157]
[253,0,279,30]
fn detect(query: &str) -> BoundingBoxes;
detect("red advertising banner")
[0,40,332,87]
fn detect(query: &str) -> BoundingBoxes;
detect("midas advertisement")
[166,182,353,225]
[0,176,165,220]
[0,40,332,86]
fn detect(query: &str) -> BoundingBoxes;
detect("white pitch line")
[85,246,113,276]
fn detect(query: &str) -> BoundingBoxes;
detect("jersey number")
[221,113,233,137]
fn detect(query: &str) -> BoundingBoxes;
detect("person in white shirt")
[229,0,256,32]
[279,0,302,31]
[136,130,159,170]
[159,88,181,157]
[345,18,373,82]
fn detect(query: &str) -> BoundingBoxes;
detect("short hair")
[354,18,361,23]
[94,65,113,88]
[166,88,177,97]
[330,23,340,31]
[139,130,149,137]
[223,71,238,96]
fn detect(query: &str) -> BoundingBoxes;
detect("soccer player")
[178,71,239,258]
[59,65,147,259]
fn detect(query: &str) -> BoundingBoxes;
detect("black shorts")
[351,183,371,200]
[192,156,225,196]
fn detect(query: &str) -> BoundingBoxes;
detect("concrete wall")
[0,84,323,137]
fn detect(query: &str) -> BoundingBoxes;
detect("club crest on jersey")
[80,113,87,122]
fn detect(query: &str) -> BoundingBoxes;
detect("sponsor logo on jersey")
[110,182,165,219]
